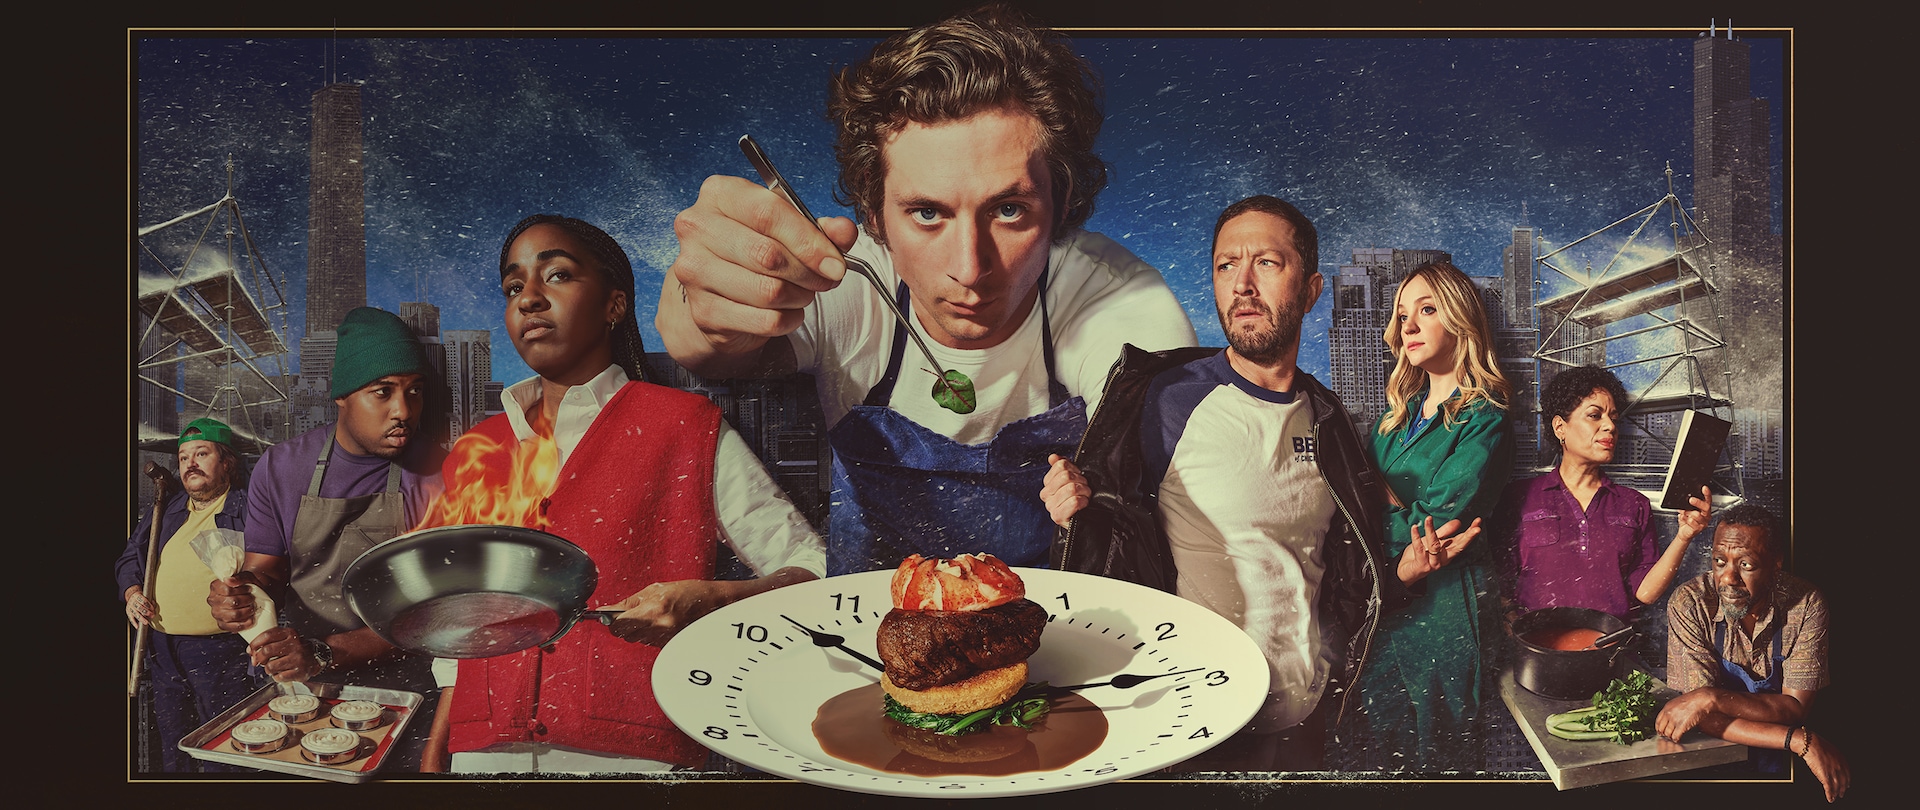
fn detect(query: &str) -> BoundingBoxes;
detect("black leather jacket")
[1049,344,1412,725]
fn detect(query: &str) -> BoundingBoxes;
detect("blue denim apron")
[824,274,1087,575]
[1716,619,1788,773]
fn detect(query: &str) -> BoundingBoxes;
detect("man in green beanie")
[207,306,446,770]
[116,417,258,772]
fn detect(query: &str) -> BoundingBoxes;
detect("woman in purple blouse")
[1494,366,1712,621]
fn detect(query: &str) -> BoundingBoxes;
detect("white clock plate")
[652,568,1271,797]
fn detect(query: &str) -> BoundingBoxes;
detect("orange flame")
[414,428,560,532]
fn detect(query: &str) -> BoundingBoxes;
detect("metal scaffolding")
[135,156,293,455]
[1533,163,1744,507]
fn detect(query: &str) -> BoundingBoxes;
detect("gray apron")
[285,438,433,694]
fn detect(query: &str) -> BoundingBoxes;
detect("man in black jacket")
[1042,195,1475,771]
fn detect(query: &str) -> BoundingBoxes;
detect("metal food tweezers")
[738,134,955,386]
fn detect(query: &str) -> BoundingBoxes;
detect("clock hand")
[1052,667,1206,691]
[781,614,885,672]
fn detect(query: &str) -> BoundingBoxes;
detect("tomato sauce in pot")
[1522,626,1605,651]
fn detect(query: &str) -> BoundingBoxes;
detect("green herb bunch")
[1544,670,1662,744]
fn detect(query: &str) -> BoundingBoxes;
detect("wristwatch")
[303,636,336,674]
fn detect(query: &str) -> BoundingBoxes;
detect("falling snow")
[136,35,1782,384]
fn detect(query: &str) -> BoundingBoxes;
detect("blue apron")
[1715,618,1788,773]
[825,273,1087,575]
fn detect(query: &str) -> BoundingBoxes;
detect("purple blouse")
[1496,472,1658,620]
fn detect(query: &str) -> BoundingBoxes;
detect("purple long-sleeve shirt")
[1496,472,1658,620]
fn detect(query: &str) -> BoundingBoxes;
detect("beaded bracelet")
[1797,727,1814,757]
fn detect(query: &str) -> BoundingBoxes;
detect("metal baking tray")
[178,680,423,783]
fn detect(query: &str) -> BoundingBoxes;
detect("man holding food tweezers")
[658,3,1196,576]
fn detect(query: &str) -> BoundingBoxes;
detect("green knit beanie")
[179,417,234,448]
[330,306,435,398]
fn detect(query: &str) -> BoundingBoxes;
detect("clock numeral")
[1205,670,1229,687]
[1189,727,1212,739]
[1090,766,1117,775]
[830,593,860,613]
[1055,592,1070,610]
[731,622,769,642]
[703,726,730,740]
[688,669,713,686]
[1156,622,1178,640]
[937,783,967,790]
[798,764,828,772]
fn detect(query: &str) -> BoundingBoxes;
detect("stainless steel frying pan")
[343,524,621,658]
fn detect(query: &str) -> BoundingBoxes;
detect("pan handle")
[539,609,628,654]
[1588,625,1635,649]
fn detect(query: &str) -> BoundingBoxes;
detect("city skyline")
[134,31,1784,392]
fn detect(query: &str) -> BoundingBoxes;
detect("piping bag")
[191,528,276,642]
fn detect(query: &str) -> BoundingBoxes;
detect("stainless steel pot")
[343,524,621,658]
[1510,606,1635,700]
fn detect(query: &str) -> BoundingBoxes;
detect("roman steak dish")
[876,553,1048,720]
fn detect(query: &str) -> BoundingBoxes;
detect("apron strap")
[860,265,1061,408]
[1037,269,1066,407]
[862,282,916,408]
[307,434,334,498]
[1715,614,1788,690]
[306,429,406,496]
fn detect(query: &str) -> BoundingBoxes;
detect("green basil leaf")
[931,369,977,414]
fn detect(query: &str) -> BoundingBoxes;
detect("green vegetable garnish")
[930,368,977,414]
[883,682,1052,736]
[1547,670,1661,744]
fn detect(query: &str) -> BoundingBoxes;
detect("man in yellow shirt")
[117,418,259,772]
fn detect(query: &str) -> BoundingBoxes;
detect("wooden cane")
[128,461,170,697]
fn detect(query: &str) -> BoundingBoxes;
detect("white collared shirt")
[490,364,826,579]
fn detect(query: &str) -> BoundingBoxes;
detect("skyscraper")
[1328,248,1396,433]
[443,329,493,441]
[294,82,368,428]
[1499,217,1543,470]
[1690,26,1783,510]
[306,83,367,337]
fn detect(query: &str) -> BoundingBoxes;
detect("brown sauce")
[812,683,1107,777]
[1523,626,1606,651]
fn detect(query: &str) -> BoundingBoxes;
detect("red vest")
[446,382,719,766]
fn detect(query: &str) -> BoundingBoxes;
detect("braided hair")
[499,214,652,385]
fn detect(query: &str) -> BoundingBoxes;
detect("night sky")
[134,32,1785,390]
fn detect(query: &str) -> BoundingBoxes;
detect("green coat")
[1347,389,1513,770]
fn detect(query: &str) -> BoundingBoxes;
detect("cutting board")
[1498,667,1747,789]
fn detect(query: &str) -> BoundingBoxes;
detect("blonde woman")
[1345,261,1514,771]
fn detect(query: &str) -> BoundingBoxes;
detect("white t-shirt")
[789,229,1197,445]
[1153,354,1336,732]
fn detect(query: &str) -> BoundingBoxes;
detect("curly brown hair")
[826,3,1107,245]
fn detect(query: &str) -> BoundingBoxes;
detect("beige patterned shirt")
[1666,570,1829,694]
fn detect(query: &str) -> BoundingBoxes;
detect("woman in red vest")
[421,215,825,773]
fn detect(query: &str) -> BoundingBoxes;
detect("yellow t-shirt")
[150,492,227,636]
